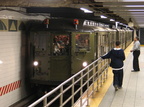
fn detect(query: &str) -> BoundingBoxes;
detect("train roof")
[25,18,116,32]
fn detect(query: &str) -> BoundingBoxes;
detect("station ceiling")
[0,0,144,28]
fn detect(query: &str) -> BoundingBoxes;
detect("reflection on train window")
[53,34,70,56]
[75,34,90,52]
[34,33,47,51]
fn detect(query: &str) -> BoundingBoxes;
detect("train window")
[53,34,70,56]
[34,33,47,51]
[75,34,90,52]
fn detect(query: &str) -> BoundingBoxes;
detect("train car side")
[26,19,133,86]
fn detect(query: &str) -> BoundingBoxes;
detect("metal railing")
[28,57,109,107]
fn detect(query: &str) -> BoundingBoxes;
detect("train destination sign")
[83,20,110,28]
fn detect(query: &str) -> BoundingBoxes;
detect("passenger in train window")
[101,41,125,91]
[130,36,140,72]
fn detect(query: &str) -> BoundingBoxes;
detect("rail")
[28,57,109,107]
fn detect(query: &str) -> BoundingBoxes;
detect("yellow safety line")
[89,43,133,107]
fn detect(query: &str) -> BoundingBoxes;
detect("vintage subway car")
[26,19,133,86]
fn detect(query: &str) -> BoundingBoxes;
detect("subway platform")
[87,43,144,107]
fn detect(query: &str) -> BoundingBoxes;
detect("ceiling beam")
[93,7,144,9]
[109,11,144,12]
[103,2,144,5]
[74,2,144,5]
[95,12,144,16]
[0,0,73,7]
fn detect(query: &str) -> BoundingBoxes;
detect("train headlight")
[33,61,39,66]
[82,61,88,67]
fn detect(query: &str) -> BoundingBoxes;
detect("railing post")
[100,61,102,87]
[92,63,96,98]
[106,62,109,79]
[103,70,106,83]
[43,91,47,106]
[80,72,83,107]
[86,67,90,106]
[60,86,63,107]
[87,67,90,89]
[104,62,108,83]
[96,61,99,92]
[71,78,75,106]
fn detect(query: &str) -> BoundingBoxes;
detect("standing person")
[101,41,125,91]
[130,36,140,72]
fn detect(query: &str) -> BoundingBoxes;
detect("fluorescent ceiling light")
[110,19,115,21]
[119,23,127,26]
[80,8,93,13]
[100,15,107,18]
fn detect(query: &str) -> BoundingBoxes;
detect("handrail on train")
[28,57,109,107]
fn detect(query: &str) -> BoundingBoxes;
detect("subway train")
[26,18,133,87]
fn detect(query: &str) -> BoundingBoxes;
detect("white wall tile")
[0,7,47,106]
[0,31,27,106]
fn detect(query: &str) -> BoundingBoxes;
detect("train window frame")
[32,32,51,57]
[51,32,71,56]
[33,33,47,51]
[75,33,90,53]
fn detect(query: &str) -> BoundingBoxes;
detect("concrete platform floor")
[98,43,144,107]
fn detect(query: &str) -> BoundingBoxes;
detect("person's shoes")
[114,85,119,91]
[131,70,139,72]
[118,86,122,89]
[131,70,135,72]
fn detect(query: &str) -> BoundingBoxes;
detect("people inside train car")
[130,36,141,72]
[75,34,81,51]
[53,37,61,55]
[57,36,65,53]
[63,36,70,55]
[53,35,70,55]
[84,35,90,51]
[101,41,125,91]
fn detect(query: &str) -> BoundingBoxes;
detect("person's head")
[115,41,121,47]
[134,36,139,41]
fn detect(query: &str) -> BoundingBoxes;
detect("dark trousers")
[133,50,140,71]
[112,69,123,87]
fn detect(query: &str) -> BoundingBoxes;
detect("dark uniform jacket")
[101,48,125,69]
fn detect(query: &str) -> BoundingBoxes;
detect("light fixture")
[110,19,115,21]
[128,18,134,27]
[74,19,79,30]
[115,21,119,28]
[100,15,107,19]
[80,8,93,13]
[44,18,49,28]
